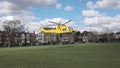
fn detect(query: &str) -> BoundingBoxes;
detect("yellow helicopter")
[40,20,77,34]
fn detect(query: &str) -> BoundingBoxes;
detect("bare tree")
[3,20,23,47]
[89,30,99,43]
[103,28,113,42]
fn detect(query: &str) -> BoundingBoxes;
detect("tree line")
[75,31,120,43]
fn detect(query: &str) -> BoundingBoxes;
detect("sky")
[0,0,120,33]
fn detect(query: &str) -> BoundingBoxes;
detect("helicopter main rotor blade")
[63,20,72,25]
[48,21,60,25]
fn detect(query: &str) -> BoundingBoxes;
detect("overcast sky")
[0,0,120,33]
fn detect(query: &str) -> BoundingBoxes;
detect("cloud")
[5,0,57,8]
[0,0,58,15]
[81,9,120,32]
[87,0,120,9]
[0,14,41,33]
[0,0,60,33]
[0,11,40,32]
[87,1,94,9]
[0,1,16,15]
[0,10,38,22]
[0,16,16,30]
[55,3,62,9]
[83,14,120,32]
[0,0,59,15]
[24,22,41,33]
[84,0,120,32]
[82,9,104,17]
[64,5,74,11]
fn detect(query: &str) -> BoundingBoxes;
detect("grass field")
[0,43,120,68]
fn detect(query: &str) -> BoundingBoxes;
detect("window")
[68,27,73,31]
[21,34,25,39]
[62,28,67,31]
[16,34,18,36]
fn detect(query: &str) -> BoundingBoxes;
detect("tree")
[89,30,99,43]
[75,31,81,42]
[103,28,113,42]
[3,20,23,47]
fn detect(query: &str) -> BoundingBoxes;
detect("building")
[0,31,36,47]
[36,33,57,44]
[36,32,76,44]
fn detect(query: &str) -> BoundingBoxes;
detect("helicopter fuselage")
[41,25,76,34]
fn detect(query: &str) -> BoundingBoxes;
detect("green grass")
[0,43,120,68]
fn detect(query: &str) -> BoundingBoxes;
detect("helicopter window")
[68,27,73,31]
[44,28,56,30]
[62,28,67,31]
